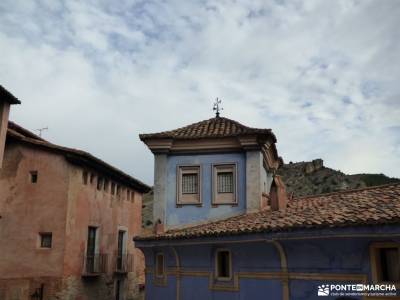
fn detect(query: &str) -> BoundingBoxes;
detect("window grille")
[182,174,198,194]
[40,233,52,248]
[217,172,233,193]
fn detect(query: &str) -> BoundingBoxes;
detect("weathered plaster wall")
[0,141,145,300]
[283,239,371,274]
[0,143,69,299]
[260,162,273,194]
[62,163,143,299]
[142,242,283,300]
[140,234,400,300]
[245,150,274,213]
[165,153,246,227]
[153,154,167,225]
[0,143,69,279]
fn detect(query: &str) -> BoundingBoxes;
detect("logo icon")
[318,285,330,296]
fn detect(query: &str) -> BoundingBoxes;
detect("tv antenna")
[213,98,223,117]
[35,127,48,137]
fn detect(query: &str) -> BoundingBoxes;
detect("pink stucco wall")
[0,142,69,279]
[62,161,143,278]
[0,141,145,300]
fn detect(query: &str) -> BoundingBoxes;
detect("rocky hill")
[278,159,400,197]
[142,159,400,227]
[142,189,154,228]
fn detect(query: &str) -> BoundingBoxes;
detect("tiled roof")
[8,121,45,141]
[7,122,151,193]
[139,116,276,142]
[0,85,21,104]
[135,183,400,241]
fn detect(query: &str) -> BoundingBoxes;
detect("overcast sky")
[1,0,399,184]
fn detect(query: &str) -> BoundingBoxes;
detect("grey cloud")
[0,0,399,184]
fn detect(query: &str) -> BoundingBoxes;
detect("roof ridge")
[292,182,400,201]
[139,115,276,142]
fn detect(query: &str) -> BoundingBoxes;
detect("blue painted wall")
[141,233,400,300]
[165,153,246,227]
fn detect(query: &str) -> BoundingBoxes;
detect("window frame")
[30,170,38,184]
[176,165,202,206]
[39,232,52,249]
[212,163,238,205]
[370,242,400,284]
[155,252,166,278]
[215,249,232,281]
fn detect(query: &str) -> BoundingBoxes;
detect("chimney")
[269,175,288,211]
[154,219,165,235]
[0,86,21,168]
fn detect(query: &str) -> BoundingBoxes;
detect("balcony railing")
[115,253,133,273]
[82,254,108,276]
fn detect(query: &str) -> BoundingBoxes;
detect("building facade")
[135,115,400,300]
[0,121,151,300]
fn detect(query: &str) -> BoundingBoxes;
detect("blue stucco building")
[135,115,400,300]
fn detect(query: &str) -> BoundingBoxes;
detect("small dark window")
[379,248,400,282]
[82,171,88,185]
[116,185,121,197]
[90,173,95,184]
[104,179,109,192]
[111,182,116,195]
[40,233,52,248]
[97,177,103,190]
[216,250,231,279]
[30,171,38,183]
[156,253,165,277]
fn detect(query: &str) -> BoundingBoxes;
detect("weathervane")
[213,98,223,117]
[35,126,48,137]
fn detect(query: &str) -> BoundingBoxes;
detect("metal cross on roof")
[213,98,223,117]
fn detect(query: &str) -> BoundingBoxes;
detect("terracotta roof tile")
[135,183,400,241]
[139,116,276,142]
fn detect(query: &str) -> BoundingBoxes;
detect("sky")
[0,0,399,185]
